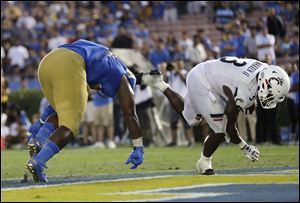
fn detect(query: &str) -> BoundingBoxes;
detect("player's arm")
[222,85,242,144]
[118,76,144,169]
[223,85,259,161]
[118,76,142,140]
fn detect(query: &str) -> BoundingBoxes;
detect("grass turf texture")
[1,144,299,179]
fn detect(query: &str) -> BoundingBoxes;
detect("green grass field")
[1,144,299,179]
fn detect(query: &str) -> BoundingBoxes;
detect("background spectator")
[1,1,298,148]
[148,38,170,69]
[256,27,276,64]
[161,61,195,147]
[266,7,286,39]
[3,103,28,149]
[7,38,29,74]
[1,69,10,113]
[91,94,116,149]
[244,26,258,59]
[163,1,178,23]
[81,95,95,146]
[134,83,155,147]
[219,32,238,57]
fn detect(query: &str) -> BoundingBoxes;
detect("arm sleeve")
[40,104,56,123]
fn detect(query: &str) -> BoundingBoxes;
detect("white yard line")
[1,168,298,192]
[2,174,298,192]
[1,175,175,191]
[118,192,234,202]
[101,183,234,195]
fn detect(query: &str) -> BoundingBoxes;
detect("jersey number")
[220,57,247,67]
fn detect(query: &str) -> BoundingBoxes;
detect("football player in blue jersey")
[25,39,144,182]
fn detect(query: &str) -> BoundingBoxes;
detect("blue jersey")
[93,93,113,107]
[59,39,135,97]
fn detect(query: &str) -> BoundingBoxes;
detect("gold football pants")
[38,48,88,135]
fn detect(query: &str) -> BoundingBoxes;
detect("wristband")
[132,137,143,147]
[157,81,170,92]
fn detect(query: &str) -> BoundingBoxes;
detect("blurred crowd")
[1,1,299,150]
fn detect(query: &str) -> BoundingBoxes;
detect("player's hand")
[27,121,43,138]
[241,144,260,162]
[125,146,144,169]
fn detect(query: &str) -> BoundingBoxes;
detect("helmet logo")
[269,77,284,86]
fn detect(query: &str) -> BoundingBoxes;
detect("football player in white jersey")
[137,56,290,175]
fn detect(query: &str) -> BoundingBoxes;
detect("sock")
[35,122,56,146]
[201,152,212,161]
[132,137,143,147]
[34,140,60,164]
[40,105,55,123]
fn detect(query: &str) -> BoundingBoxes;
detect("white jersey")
[182,57,268,133]
[201,57,268,109]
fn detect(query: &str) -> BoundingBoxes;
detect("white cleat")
[195,155,215,175]
[136,70,169,92]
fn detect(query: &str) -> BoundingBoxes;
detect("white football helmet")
[257,65,290,109]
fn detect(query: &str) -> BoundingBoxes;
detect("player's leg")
[137,70,185,118]
[139,70,222,171]
[26,48,87,182]
[27,51,59,158]
[185,77,227,175]
[27,113,58,157]
[163,88,185,115]
[196,132,225,175]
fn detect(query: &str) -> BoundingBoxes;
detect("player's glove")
[27,120,43,139]
[125,146,144,169]
[241,144,260,162]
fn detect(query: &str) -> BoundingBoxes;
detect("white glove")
[241,144,260,162]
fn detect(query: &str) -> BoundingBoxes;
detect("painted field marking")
[101,182,299,202]
[2,172,298,192]
[2,175,298,202]
[1,175,175,191]
[119,192,234,202]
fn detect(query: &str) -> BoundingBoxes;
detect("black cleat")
[202,169,215,175]
[26,159,48,182]
[20,173,29,183]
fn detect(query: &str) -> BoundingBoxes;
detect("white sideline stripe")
[2,173,298,192]
[110,182,298,202]
[3,169,298,181]
[2,168,298,181]
[1,170,192,181]
[101,183,233,195]
[119,192,233,202]
[101,182,298,196]
[1,175,175,191]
